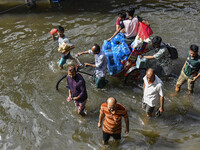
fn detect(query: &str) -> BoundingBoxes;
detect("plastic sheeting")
[102,33,130,75]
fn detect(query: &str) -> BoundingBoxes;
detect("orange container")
[50,28,58,35]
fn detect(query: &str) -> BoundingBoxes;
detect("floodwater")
[0,0,200,149]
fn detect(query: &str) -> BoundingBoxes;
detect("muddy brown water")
[0,0,200,149]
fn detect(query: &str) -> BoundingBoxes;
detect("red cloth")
[116,18,120,25]
[137,22,153,40]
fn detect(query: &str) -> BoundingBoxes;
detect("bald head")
[146,68,155,83]
[107,97,117,112]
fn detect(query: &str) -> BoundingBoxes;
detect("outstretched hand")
[77,52,82,56]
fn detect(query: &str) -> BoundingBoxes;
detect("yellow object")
[58,42,71,52]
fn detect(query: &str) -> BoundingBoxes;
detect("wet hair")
[57,26,64,32]
[190,44,199,53]
[93,44,100,53]
[126,7,135,17]
[152,36,162,45]
[118,12,126,19]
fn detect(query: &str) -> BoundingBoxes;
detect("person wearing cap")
[51,26,75,69]
[173,44,200,95]
[107,7,149,46]
[98,97,129,144]
[66,66,88,116]
[77,44,108,88]
[142,68,164,117]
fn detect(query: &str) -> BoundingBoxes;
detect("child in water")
[51,26,75,69]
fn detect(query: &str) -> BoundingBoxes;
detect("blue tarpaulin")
[102,33,130,75]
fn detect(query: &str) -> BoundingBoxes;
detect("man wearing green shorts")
[174,44,200,95]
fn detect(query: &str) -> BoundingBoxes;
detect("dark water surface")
[0,0,200,149]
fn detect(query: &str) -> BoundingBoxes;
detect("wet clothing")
[143,75,164,107]
[100,102,128,134]
[93,75,107,88]
[103,131,121,143]
[142,102,155,114]
[176,53,200,91]
[59,53,72,66]
[55,35,73,66]
[152,43,172,76]
[176,70,195,91]
[66,74,88,103]
[88,50,107,78]
[183,52,200,79]
[74,99,87,113]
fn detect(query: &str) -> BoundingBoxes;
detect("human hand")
[125,129,129,134]
[84,63,89,67]
[77,52,82,56]
[98,122,102,128]
[107,38,111,42]
[73,96,79,101]
[159,107,164,113]
[66,97,72,102]
[192,76,198,82]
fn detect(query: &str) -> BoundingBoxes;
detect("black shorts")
[103,131,121,142]
[142,102,155,114]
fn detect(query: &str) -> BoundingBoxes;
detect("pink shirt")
[123,17,139,38]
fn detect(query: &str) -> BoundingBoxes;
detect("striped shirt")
[100,102,128,134]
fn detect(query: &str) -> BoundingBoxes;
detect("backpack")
[165,43,178,59]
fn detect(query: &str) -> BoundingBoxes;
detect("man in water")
[142,68,164,117]
[51,26,75,69]
[77,44,107,88]
[66,66,88,116]
[98,97,129,144]
[173,44,200,95]
[143,36,172,76]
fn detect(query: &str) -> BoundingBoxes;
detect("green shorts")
[176,70,194,91]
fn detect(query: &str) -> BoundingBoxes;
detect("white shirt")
[143,75,164,107]
[88,50,107,77]
[56,35,73,47]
